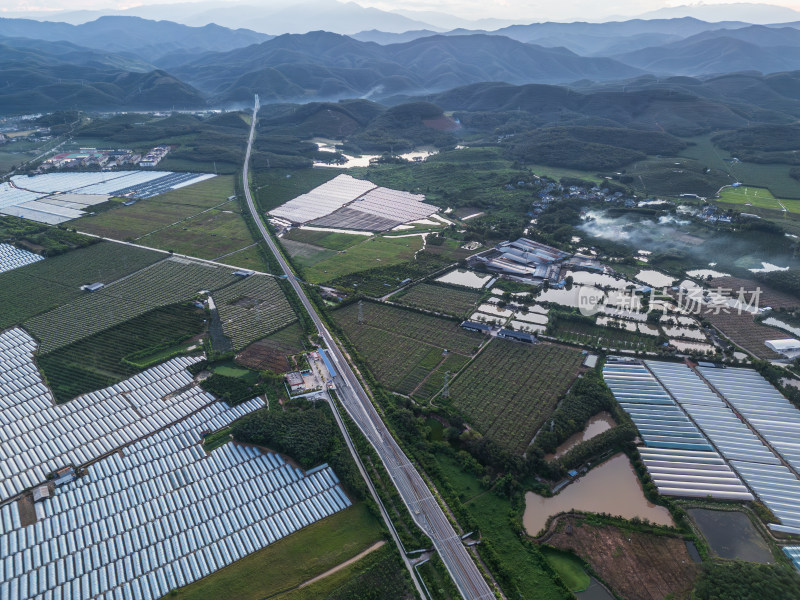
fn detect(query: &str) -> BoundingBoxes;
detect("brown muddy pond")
[524,454,674,536]
[546,412,616,460]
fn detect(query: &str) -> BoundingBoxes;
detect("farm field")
[282,228,366,250]
[704,311,790,359]
[551,319,660,352]
[25,258,240,353]
[330,252,457,297]
[301,235,423,284]
[213,275,297,351]
[332,302,483,395]
[717,186,800,214]
[680,134,800,200]
[434,453,568,600]
[37,303,205,403]
[394,282,483,318]
[0,242,163,329]
[449,340,584,454]
[215,244,265,271]
[540,547,590,592]
[707,276,799,310]
[236,322,307,373]
[275,544,412,600]
[170,503,386,600]
[546,515,700,600]
[280,238,337,268]
[349,147,539,216]
[412,352,471,401]
[75,175,236,239]
[139,205,255,261]
[253,168,340,213]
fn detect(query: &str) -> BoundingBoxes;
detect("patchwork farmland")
[449,341,585,454]
[24,257,241,353]
[0,242,163,330]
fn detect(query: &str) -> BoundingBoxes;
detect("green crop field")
[74,175,261,262]
[329,251,458,297]
[527,163,603,184]
[169,503,385,600]
[349,147,539,214]
[332,302,483,396]
[301,235,423,284]
[25,258,240,353]
[282,228,366,250]
[449,340,584,454]
[394,282,483,318]
[75,175,236,239]
[140,205,256,260]
[280,238,338,268]
[38,303,205,403]
[717,186,800,214]
[680,135,800,200]
[541,547,590,592]
[0,242,163,329]
[275,543,412,600]
[214,244,264,270]
[253,168,340,213]
[213,275,297,351]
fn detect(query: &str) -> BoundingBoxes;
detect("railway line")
[242,96,494,600]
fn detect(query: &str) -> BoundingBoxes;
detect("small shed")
[460,320,492,333]
[497,328,536,344]
[32,485,51,502]
[80,282,105,292]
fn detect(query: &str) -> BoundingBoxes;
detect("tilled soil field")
[546,515,700,600]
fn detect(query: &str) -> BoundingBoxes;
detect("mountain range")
[7,1,800,32]
[3,14,800,112]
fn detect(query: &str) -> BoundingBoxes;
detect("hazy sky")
[2,0,800,21]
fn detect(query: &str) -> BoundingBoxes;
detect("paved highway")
[242,98,494,600]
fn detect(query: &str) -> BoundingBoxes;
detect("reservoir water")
[524,453,673,536]
[545,412,616,460]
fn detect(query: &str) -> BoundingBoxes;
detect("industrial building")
[470,238,599,284]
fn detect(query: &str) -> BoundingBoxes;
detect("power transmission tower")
[442,371,450,399]
[357,300,364,324]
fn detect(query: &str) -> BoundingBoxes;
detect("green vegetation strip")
[168,503,383,600]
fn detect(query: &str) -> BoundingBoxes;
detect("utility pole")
[357,299,364,324]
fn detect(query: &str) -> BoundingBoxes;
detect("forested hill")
[170,31,644,102]
[0,36,206,112]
